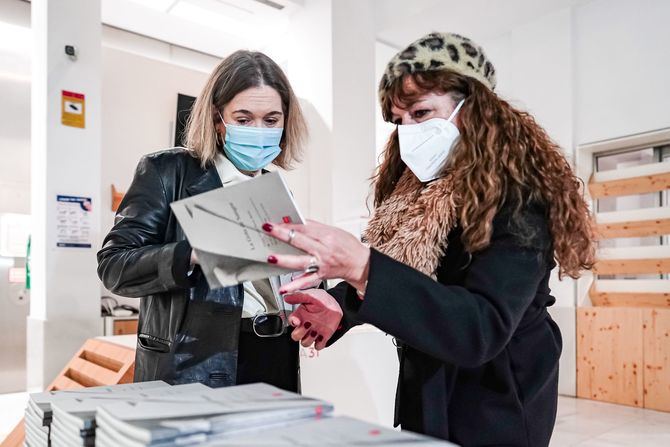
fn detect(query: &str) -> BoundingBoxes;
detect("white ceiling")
[11,0,593,58]
[373,0,592,48]
[101,0,304,57]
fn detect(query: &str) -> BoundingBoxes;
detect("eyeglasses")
[245,278,289,338]
[252,312,286,338]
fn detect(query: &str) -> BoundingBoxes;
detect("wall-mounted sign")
[61,90,85,128]
[56,195,92,248]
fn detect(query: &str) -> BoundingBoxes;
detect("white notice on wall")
[56,195,92,248]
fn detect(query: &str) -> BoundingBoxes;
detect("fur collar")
[364,168,457,279]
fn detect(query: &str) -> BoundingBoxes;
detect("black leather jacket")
[97,148,245,386]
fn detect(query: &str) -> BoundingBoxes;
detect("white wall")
[0,9,221,307]
[374,41,398,161]
[100,47,211,239]
[0,15,31,215]
[0,13,221,221]
[574,0,670,144]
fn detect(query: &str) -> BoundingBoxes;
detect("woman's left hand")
[285,289,343,350]
[262,220,370,294]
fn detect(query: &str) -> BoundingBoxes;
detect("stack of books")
[24,381,169,447]
[94,383,333,446]
[49,383,207,447]
[23,396,49,447]
[25,381,451,446]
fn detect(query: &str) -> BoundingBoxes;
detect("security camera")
[65,45,77,60]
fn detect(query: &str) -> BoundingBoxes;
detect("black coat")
[97,148,298,389]
[329,201,561,447]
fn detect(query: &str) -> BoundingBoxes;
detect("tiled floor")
[0,392,668,445]
[551,396,670,446]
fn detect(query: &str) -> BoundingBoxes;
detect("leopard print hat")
[379,32,497,98]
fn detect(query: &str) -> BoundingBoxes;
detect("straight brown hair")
[185,50,307,169]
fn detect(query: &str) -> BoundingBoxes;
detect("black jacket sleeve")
[97,155,193,298]
[334,205,551,367]
[324,280,364,345]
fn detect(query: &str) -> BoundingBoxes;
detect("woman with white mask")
[98,50,307,391]
[261,32,596,446]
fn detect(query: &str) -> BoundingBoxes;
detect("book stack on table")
[24,381,169,447]
[24,381,455,447]
[49,383,207,446]
[94,383,332,446]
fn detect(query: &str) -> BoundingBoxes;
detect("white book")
[95,383,332,445]
[206,416,457,446]
[22,413,48,438]
[50,418,91,446]
[171,171,307,287]
[50,382,210,430]
[25,381,169,446]
[48,382,212,447]
[29,380,169,420]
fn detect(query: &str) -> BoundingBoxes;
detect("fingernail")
[303,322,312,329]
[267,255,277,264]
[279,289,286,294]
[262,223,273,232]
[310,330,317,338]
[316,335,324,343]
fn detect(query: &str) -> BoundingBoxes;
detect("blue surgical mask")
[218,111,283,172]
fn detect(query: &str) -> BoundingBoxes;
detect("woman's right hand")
[284,289,343,350]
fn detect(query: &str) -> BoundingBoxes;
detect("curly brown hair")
[375,70,595,279]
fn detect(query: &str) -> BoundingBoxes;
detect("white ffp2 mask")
[397,99,465,182]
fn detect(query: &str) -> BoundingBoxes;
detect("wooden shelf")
[594,258,670,275]
[589,171,670,199]
[596,218,670,239]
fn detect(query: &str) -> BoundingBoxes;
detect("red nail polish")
[262,223,273,232]
[279,289,286,294]
[304,322,312,329]
[310,330,317,338]
[267,255,277,264]
[316,335,324,343]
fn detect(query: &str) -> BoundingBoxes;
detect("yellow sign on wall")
[61,90,85,128]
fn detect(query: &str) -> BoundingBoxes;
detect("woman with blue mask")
[97,50,307,391]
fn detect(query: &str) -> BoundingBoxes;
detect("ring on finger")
[305,256,320,274]
[287,229,296,244]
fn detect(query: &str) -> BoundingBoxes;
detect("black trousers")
[236,330,300,393]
